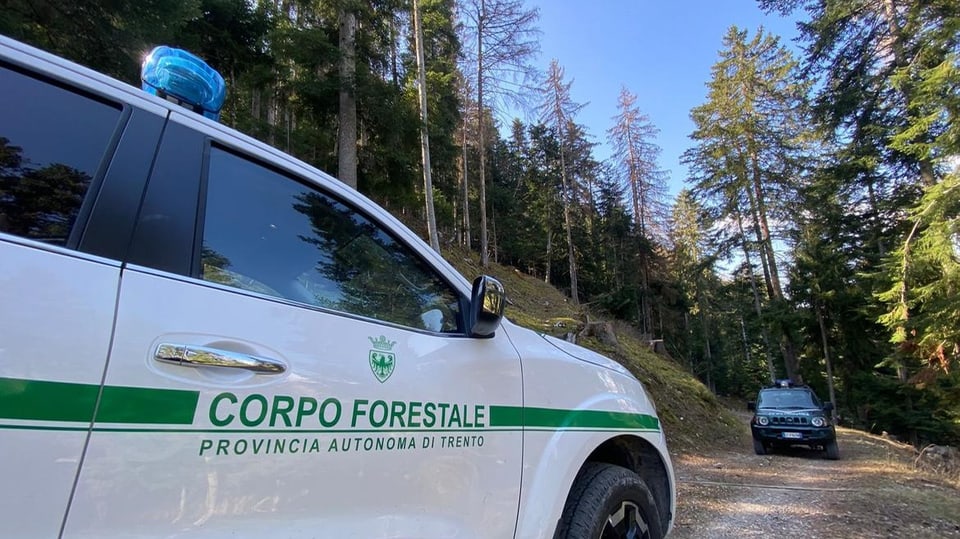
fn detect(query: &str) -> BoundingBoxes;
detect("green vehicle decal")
[367,335,397,383]
[489,405,660,431]
[0,377,198,424]
[0,377,659,433]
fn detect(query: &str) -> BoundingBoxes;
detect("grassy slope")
[444,246,748,454]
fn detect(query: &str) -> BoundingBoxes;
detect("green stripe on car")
[1,378,658,432]
[489,405,659,431]
[0,377,199,424]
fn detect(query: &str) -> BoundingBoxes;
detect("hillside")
[443,246,746,454]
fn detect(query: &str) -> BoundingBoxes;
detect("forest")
[1,0,957,446]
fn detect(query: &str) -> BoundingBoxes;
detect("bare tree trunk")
[413,0,440,253]
[626,125,642,229]
[557,130,579,305]
[638,265,651,336]
[455,146,462,246]
[476,1,490,266]
[816,303,839,423]
[584,164,596,233]
[338,7,358,189]
[740,316,754,377]
[251,88,261,122]
[544,229,552,284]
[750,151,784,298]
[491,204,498,263]
[746,149,800,381]
[735,203,776,384]
[285,108,292,152]
[627,121,652,332]
[696,284,714,391]
[265,89,277,146]
[546,66,579,305]
[744,184,773,299]
[390,13,399,87]
[460,121,471,248]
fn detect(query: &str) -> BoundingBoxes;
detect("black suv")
[748,382,839,459]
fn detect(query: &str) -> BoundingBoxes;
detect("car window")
[200,146,462,332]
[757,389,818,409]
[0,64,121,245]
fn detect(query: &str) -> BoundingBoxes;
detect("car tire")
[825,439,840,460]
[555,462,664,539]
[753,439,767,455]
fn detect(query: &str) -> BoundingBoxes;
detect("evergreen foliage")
[2,0,957,445]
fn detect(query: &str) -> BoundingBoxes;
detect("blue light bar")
[141,46,226,120]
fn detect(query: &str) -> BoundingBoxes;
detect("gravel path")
[668,429,960,538]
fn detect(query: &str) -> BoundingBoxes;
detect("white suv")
[0,35,674,538]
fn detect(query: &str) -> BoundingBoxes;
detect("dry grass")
[839,428,960,490]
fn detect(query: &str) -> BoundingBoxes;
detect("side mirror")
[823,402,834,413]
[469,275,505,338]
[747,401,756,412]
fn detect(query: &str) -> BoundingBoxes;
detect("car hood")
[538,334,635,379]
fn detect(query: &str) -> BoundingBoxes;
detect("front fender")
[514,417,670,538]
[500,323,674,538]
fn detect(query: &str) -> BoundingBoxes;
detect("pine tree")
[412,0,439,251]
[879,174,960,373]
[683,26,813,382]
[338,1,359,189]
[765,0,960,443]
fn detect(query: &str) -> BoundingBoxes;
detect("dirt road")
[669,428,960,538]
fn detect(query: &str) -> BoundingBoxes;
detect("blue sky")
[516,0,801,197]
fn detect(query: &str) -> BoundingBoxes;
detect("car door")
[0,52,165,536]
[63,112,524,538]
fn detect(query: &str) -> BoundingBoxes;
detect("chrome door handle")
[155,344,286,374]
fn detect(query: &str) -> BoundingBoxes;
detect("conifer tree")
[765,0,960,442]
[608,86,668,334]
[539,60,585,304]
[683,26,812,382]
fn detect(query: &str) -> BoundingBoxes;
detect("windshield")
[757,389,818,410]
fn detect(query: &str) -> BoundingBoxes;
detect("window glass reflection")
[202,148,461,332]
[0,66,121,244]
